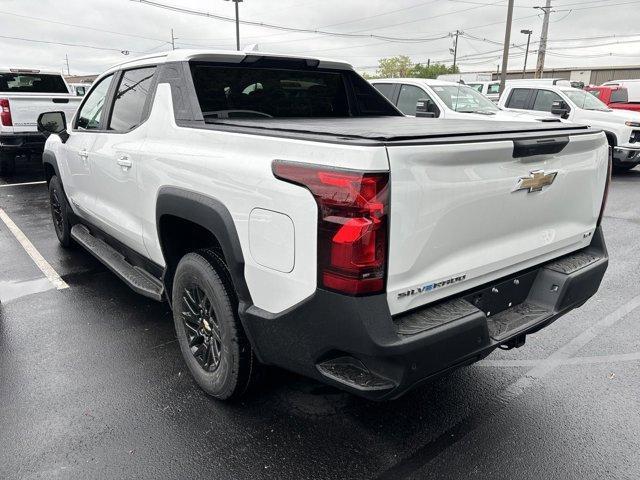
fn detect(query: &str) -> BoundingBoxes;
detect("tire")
[613,164,637,173]
[48,175,74,247]
[172,249,259,400]
[0,151,16,176]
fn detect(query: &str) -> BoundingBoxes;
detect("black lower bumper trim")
[240,227,608,400]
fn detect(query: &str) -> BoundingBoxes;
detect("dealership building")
[486,64,640,85]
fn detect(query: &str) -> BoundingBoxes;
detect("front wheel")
[613,164,637,173]
[172,250,259,400]
[48,175,74,247]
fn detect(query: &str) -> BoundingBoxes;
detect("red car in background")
[586,85,640,113]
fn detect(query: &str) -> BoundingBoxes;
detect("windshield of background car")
[563,89,610,111]
[190,63,399,120]
[467,83,483,93]
[431,84,499,113]
[0,73,69,93]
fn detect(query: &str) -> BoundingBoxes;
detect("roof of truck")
[0,68,64,75]
[371,78,467,87]
[104,49,353,75]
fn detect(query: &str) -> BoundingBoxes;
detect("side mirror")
[37,111,69,143]
[551,100,570,119]
[416,99,437,118]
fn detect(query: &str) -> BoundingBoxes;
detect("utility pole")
[499,0,515,95]
[225,0,243,50]
[65,54,70,76]
[451,30,460,70]
[520,29,533,78]
[535,0,552,78]
[171,28,176,50]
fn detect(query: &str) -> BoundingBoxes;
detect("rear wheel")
[48,175,74,247]
[0,151,16,176]
[172,250,259,400]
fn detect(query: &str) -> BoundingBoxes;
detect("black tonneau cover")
[208,117,594,145]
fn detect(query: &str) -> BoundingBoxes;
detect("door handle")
[117,155,132,170]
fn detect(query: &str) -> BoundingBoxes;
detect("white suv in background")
[370,78,554,122]
[499,83,640,170]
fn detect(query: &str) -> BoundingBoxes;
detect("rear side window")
[190,63,399,120]
[76,74,114,130]
[108,67,156,132]
[0,73,69,94]
[506,88,532,109]
[396,84,427,116]
[372,83,395,101]
[487,83,500,94]
[532,90,563,112]
[611,88,629,103]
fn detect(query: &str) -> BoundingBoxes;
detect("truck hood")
[579,107,640,124]
[451,109,558,123]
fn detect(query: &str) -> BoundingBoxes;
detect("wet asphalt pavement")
[1,158,639,480]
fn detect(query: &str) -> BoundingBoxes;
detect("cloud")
[0,0,639,76]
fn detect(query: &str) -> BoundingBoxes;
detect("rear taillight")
[0,98,12,126]
[273,160,389,296]
[597,149,613,227]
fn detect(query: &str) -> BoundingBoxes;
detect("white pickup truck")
[499,82,640,171]
[370,78,558,122]
[38,50,610,401]
[0,68,81,175]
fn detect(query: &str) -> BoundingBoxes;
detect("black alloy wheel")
[181,284,223,372]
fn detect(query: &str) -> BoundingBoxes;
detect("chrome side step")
[70,224,164,301]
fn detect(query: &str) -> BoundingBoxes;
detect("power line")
[0,33,138,53]
[0,10,170,45]
[129,0,501,43]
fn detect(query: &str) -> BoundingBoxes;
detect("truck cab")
[370,78,553,122]
[500,83,640,170]
[585,85,640,113]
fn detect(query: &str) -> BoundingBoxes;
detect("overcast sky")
[2,0,640,76]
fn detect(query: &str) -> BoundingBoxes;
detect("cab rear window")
[190,62,398,120]
[0,73,69,93]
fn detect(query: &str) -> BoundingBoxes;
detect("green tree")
[361,56,460,80]
[375,55,414,78]
[411,62,460,79]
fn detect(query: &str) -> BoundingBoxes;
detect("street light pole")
[225,0,243,51]
[520,29,533,78]
[499,0,515,95]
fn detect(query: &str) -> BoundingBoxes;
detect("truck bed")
[209,117,592,144]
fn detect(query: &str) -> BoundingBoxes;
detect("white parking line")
[498,293,640,401]
[0,180,46,188]
[478,351,640,367]
[0,208,68,290]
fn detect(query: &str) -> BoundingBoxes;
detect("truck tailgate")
[3,95,80,133]
[386,131,609,315]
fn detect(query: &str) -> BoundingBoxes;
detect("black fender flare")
[601,130,618,147]
[155,186,252,307]
[42,149,62,183]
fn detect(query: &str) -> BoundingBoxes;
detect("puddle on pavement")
[0,277,55,302]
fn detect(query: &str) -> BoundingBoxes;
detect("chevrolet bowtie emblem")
[513,170,557,193]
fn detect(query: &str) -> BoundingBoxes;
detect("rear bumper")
[241,227,608,400]
[0,132,46,152]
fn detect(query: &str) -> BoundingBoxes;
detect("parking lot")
[0,158,637,479]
